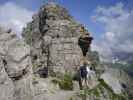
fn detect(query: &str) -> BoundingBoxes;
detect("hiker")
[78,60,96,89]
[79,61,88,89]
[86,65,95,87]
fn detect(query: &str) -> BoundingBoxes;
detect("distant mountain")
[104,62,133,77]
[113,52,133,64]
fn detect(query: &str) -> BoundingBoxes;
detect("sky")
[0,0,133,62]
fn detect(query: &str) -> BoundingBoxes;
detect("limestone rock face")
[0,2,132,100]
[22,3,90,73]
[22,3,132,100]
[101,68,133,98]
[0,28,33,100]
[0,57,14,100]
[101,71,123,94]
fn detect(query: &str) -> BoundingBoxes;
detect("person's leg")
[79,78,83,90]
[87,75,91,88]
[82,78,84,87]
[85,77,88,88]
[82,78,86,88]
[89,75,92,86]
[86,77,88,88]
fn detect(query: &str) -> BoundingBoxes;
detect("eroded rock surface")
[22,2,132,100]
[0,27,33,100]
[0,57,14,100]
[0,2,132,100]
[22,2,91,74]
[101,68,133,98]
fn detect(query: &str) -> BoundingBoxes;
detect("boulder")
[0,28,34,100]
[101,71,123,94]
[0,57,14,100]
[101,68,133,96]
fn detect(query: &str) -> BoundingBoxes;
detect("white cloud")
[92,2,133,62]
[0,2,34,37]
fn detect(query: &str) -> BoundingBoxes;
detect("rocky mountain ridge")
[22,2,88,75]
[0,2,132,100]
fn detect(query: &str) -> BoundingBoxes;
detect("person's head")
[87,61,91,65]
[83,61,87,66]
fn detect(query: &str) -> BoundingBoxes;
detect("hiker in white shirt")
[86,62,95,87]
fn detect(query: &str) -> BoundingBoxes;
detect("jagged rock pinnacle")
[40,2,72,20]
[22,2,93,74]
